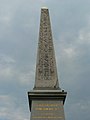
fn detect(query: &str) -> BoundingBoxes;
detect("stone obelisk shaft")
[34,7,59,89]
[28,7,67,120]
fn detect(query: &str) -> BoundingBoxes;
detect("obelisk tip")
[41,7,48,10]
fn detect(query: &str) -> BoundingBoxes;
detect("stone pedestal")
[28,90,67,120]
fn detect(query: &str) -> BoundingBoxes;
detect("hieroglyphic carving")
[35,8,59,88]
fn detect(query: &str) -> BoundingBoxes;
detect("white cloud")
[0,15,11,26]
[69,100,90,115]
[0,53,35,87]
[18,66,35,86]
[0,54,15,64]
[0,54,16,80]
[0,95,29,120]
[78,30,90,44]
[63,47,75,58]
[77,15,90,44]
[0,67,14,78]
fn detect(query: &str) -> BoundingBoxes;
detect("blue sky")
[0,0,90,120]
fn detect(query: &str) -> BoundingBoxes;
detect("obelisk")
[28,7,67,120]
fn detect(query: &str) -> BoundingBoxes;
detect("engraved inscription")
[35,107,62,111]
[31,101,65,120]
[32,116,63,119]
